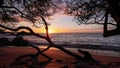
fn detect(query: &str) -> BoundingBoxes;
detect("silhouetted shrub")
[0,37,11,46]
[11,36,29,46]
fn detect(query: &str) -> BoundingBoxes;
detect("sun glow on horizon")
[48,28,56,33]
[39,27,57,33]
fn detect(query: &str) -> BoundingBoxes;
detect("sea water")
[24,33,120,57]
[1,33,120,48]
[22,33,120,47]
[1,33,120,57]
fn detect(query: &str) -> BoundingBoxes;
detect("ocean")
[1,33,120,57]
[25,33,120,57]
[1,33,120,49]
[22,33,120,47]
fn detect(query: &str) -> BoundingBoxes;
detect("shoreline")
[0,46,120,68]
[0,46,120,57]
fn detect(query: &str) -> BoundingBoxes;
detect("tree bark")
[104,0,120,37]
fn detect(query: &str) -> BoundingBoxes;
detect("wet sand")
[0,47,120,68]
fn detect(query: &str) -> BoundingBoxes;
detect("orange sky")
[40,14,104,33]
[17,14,110,34]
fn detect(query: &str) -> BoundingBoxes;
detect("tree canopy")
[0,0,120,37]
[0,0,120,66]
[65,0,120,37]
[0,0,53,28]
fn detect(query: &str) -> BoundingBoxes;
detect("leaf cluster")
[0,0,52,27]
[66,0,108,24]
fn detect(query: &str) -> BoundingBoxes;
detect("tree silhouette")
[65,0,120,37]
[1,0,119,67]
[0,0,96,63]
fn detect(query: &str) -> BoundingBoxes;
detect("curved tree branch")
[40,16,85,60]
[15,44,52,60]
[0,16,85,60]
[0,6,25,17]
[0,0,97,62]
[0,24,34,33]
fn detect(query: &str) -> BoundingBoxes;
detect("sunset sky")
[18,13,104,33]
[46,14,104,33]
[5,0,114,34]
[0,0,116,34]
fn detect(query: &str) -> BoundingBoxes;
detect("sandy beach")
[0,47,120,68]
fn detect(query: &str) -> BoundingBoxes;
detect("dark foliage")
[65,0,120,37]
[0,0,52,27]
[65,0,107,24]
[11,36,29,46]
[0,37,11,46]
